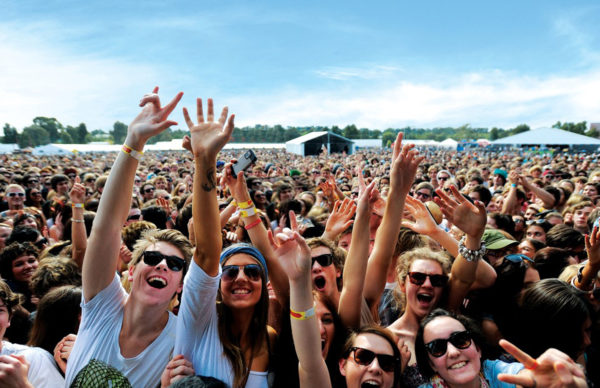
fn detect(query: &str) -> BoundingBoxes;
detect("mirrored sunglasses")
[222,264,262,282]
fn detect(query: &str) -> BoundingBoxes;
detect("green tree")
[3,124,18,144]
[18,125,50,148]
[33,117,62,142]
[343,124,359,139]
[382,129,397,147]
[511,124,530,135]
[110,121,128,144]
[59,131,73,143]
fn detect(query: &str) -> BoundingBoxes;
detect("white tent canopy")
[492,127,600,146]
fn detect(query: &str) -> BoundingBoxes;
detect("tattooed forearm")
[201,168,216,192]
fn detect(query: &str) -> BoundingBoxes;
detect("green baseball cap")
[482,229,518,250]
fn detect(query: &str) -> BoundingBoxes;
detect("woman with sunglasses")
[64,87,194,387]
[415,309,587,388]
[275,221,401,388]
[386,185,490,387]
[174,98,277,388]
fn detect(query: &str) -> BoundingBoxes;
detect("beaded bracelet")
[72,219,85,223]
[458,236,486,262]
[290,304,316,320]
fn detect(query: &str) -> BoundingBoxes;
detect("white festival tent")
[491,127,600,147]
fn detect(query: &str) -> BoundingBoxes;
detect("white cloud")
[231,68,600,130]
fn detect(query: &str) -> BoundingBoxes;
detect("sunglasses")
[28,179,39,184]
[437,176,449,181]
[512,218,524,224]
[222,264,262,282]
[415,191,431,199]
[143,251,186,272]
[311,254,334,268]
[425,331,472,358]
[408,272,448,288]
[35,237,48,248]
[349,347,398,373]
[526,219,546,226]
[127,214,141,221]
[144,188,155,193]
[504,253,534,264]
[7,192,25,197]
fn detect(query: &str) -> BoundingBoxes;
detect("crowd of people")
[0,87,597,388]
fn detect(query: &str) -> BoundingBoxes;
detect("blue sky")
[1,0,600,133]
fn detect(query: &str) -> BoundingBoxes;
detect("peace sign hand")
[497,339,586,388]
[128,86,183,148]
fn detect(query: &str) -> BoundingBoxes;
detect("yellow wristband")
[71,203,84,209]
[290,303,316,320]
[122,144,144,161]
[239,207,257,218]
[238,199,254,209]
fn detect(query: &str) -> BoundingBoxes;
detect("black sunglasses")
[311,254,334,268]
[35,237,48,248]
[526,219,546,226]
[144,187,155,193]
[349,347,398,373]
[425,331,472,358]
[415,191,431,198]
[127,214,141,221]
[222,264,262,282]
[7,192,25,197]
[408,272,448,288]
[143,251,186,272]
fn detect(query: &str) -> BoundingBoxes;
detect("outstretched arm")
[364,134,424,308]
[185,98,234,275]
[520,176,556,209]
[70,176,87,269]
[277,230,332,388]
[83,87,182,301]
[338,181,375,329]
[501,171,520,215]
[222,164,290,303]
[498,340,587,388]
[435,185,488,311]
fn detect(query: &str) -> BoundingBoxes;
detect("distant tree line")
[2,117,594,148]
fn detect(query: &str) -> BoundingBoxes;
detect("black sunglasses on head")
[222,264,262,282]
[425,330,472,358]
[143,251,186,272]
[311,254,333,268]
[349,347,398,372]
[408,272,448,288]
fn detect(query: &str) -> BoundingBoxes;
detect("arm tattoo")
[201,168,216,192]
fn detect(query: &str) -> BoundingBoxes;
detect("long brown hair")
[217,253,269,388]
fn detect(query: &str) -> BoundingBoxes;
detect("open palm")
[183,98,234,159]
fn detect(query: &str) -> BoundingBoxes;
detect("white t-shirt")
[65,275,177,387]
[1,341,64,388]
[175,261,268,388]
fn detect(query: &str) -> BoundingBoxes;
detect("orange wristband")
[244,218,262,230]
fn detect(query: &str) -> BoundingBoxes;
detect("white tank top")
[246,370,269,388]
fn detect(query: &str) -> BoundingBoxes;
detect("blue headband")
[219,243,268,281]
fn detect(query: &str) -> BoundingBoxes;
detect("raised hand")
[129,87,183,147]
[497,340,586,388]
[323,198,356,241]
[435,185,486,240]
[221,161,249,200]
[390,133,425,194]
[69,176,86,204]
[160,355,195,388]
[183,98,234,159]
[401,195,439,236]
[585,226,600,267]
[273,227,312,283]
